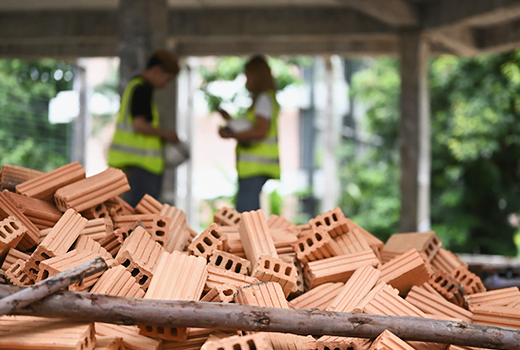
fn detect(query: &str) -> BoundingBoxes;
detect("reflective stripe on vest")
[236,90,281,180]
[108,77,164,175]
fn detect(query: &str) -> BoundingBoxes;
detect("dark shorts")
[236,175,269,213]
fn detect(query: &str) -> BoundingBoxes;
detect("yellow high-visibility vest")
[236,90,281,179]
[108,77,164,174]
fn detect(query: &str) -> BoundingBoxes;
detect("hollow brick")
[471,304,520,329]
[115,226,164,290]
[5,258,33,286]
[382,231,442,263]
[81,202,110,220]
[290,282,344,310]
[353,282,398,313]
[345,218,384,252]
[333,228,373,256]
[267,214,301,236]
[24,208,87,280]
[201,334,272,350]
[430,248,467,275]
[0,315,95,350]
[297,223,313,238]
[74,235,115,267]
[135,193,163,215]
[238,209,278,267]
[0,216,27,262]
[104,196,136,217]
[96,322,162,350]
[304,249,380,289]
[37,249,103,291]
[91,265,146,299]
[15,161,85,202]
[208,249,250,275]
[99,231,123,257]
[95,335,125,350]
[1,247,29,271]
[225,231,246,258]
[289,257,305,296]
[465,287,520,307]
[189,223,226,259]
[251,255,297,297]
[3,190,62,229]
[428,269,465,306]
[406,286,473,323]
[214,207,241,227]
[270,228,298,257]
[317,336,372,350]
[0,191,40,251]
[81,218,114,242]
[326,265,381,313]
[450,266,486,295]
[378,248,431,296]
[369,330,415,350]
[201,284,237,303]
[113,214,171,248]
[309,207,349,238]
[293,226,342,264]
[159,204,190,252]
[139,251,207,341]
[54,167,130,213]
[0,164,44,191]
[205,265,259,292]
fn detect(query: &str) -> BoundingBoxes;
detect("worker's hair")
[245,55,276,93]
[146,50,180,75]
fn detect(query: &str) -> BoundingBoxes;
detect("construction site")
[1,0,520,349]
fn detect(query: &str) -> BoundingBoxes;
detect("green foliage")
[269,189,283,216]
[0,59,74,171]
[343,51,520,255]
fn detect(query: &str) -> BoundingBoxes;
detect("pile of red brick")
[0,162,517,350]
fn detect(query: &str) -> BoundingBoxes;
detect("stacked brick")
[1,161,519,349]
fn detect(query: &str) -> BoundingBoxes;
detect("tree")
[343,52,520,255]
[0,59,74,172]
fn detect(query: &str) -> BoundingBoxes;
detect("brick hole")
[434,276,442,283]
[324,217,331,226]
[316,233,323,241]
[324,347,332,350]
[157,240,164,246]
[157,220,166,228]
[453,270,460,278]
[332,213,338,222]
[99,213,106,218]
[131,268,139,277]
[146,326,153,332]
[234,218,240,224]
[170,328,178,337]
[285,266,292,276]
[432,237,440,245]
[20,275,27,283]
[0,230,6,239]
[12,263,20,271]
[298,243,305,252]
[41,270,49,280]
[306,238,314,247]
[274,264,280,273]
[315,222,322,227]
[139,275,148,285]
[3,225,12,234]
[41,252,51,260]
[122,259,130,267]
[156,230,165,237]
[203,237,213,246]
[466,278,473,285]
[218,348,225,350]
[157,327,165,334]
[118,347,123,350]
[84,336,89,348]
[459,274,467,282]
[264,260,271,269]
[227,213,234,219]
[222,209,228,216]
[447,284,455,292]
[440,280,448,288]
[233,344,241,350]
[196,243,206,253]
[95,204,103,212]
[235,263,242,273]
[80,344,84,350]
[246,340,257,350]
[297,280,302,286]
[223,289,234,296]
[225,260,233,270]
[30,268,38,275]
[210,230,221,239]
[215,255,223,266]
[10,221,19,230]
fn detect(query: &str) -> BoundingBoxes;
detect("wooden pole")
[0,285,518,349]
[0,257,107,317]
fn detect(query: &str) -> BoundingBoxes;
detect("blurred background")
[3,0,520,262]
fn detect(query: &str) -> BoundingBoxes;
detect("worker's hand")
[217,108,231,121]
[162,129,179,143]
[219,127,233,139]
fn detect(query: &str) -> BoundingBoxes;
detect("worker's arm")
[219,115,269,142]
[133,116,179,143]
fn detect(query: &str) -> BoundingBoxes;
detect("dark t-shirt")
[130,77,154,123]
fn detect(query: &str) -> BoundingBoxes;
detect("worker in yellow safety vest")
[218,55,281,212]
[108,50,184,207]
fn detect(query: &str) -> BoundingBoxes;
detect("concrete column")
[117,0,167,94]
[71,62,89,168]
[399,30,431,233]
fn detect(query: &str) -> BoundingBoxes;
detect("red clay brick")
[54,167,130,213]
[205,265,259,292]
[317,336,372,350]
[471,304,520,329]
[406,286,473,323]
[201,284,237,303]
[214,207,241,227]
[113,214,171,248]
[450,266,486,295]
[0,164,44,191]
[81,218,114,242]
[382,231,442,262]
[465,287,520,307]
[74,235,115,267]
[201,334,272,350]
[91,265,146,298]
[290,282,345,310]
[3,190,62,230]
[81,202,110,220]
[0,191,40,251]
[293,226,342,264]
[95,335,125,350]
[1,247,29,271]
[430,248,467,275]
[208,249,251,275]
[369,330,415,350]
[135,194,163,214]
[15,162,85,202]
[24,208,87,280]
[189,223,226,259]
[159,204,190,252]
[96,322,162,350]
[5,258,33,286]
[104,196,136,217]
[428,269,465,306]
[99,231,123,257]
[238,209,278,267]
[309,207,349,238]
[251,255,297,297]
[267,214,301,236]
[0,216,27,261]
